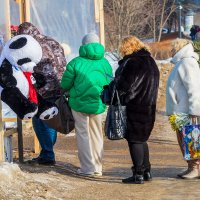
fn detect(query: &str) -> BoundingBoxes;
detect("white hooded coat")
[166,43,200,116]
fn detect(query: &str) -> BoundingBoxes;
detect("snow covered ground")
[2,102,17,128]
[156,57,172,64]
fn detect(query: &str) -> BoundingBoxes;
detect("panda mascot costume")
[0,34,58,120]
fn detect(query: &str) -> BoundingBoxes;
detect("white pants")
[72,110,103,173]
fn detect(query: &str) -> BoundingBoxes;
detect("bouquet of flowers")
[169,113,190,131]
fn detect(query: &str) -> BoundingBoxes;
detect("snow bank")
[156,57,172,64]
[0,162,22,183]
[0,162,75,199]
[0,162,47,199]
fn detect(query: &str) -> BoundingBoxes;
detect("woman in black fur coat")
[116,36,160,184]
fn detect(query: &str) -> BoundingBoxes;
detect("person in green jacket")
[61,33,112,177]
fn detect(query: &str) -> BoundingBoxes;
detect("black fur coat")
[116,49,160,142]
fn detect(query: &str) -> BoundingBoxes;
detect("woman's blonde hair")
[119,36,150,57]
[171,38,192,55]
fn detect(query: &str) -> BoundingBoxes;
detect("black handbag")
[43,93,75,134]
[104,85,127,140]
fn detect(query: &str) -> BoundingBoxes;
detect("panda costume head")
[0,34,42,73]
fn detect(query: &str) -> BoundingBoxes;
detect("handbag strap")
[110,84,121,105]
[110,84,116,105]
[110,84,127,128]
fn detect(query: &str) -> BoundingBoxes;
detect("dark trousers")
[128,142,151,173]
[32,97,58,161]
[191,34,196,41]
[32,116,57,161]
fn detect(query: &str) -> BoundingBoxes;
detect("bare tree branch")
[104,0,177,50]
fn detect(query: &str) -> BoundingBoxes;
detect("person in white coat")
[166,38,200,179]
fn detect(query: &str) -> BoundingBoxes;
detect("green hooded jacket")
[61,43,112,114]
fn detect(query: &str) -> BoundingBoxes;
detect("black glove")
[0,59,17,88]
[32,72,46,89]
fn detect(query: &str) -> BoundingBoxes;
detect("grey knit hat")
[82,33,100,45]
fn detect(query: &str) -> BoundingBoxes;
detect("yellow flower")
[168,115,178,131]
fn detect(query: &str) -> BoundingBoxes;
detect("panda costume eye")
[17,58,32,65]
[8,37,33,68]
[9,37,27,49]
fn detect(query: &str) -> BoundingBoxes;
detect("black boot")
[144,171,152,181]
[122,166,144,184]
[144,166,152,181]
[134,166,144,184]
[122,176,135,183]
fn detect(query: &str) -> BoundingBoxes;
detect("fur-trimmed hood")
[171,43,199,64]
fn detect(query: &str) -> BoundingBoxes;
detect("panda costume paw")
[35,94,58,120]
[1,87,38,120]
[38,106,58,120]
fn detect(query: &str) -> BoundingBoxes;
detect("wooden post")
[0,102,5,162]
[34,135,40,154]
[17,0,30,23]
[16,0,24,23]
[99,0,105,46]
[24,0,30,22]
[17,118,23,163]
[33,131,40,154]
[5,0,11,41]
[94,0,100,23]
[94,0,105,46]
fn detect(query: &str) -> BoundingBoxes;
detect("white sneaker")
[77,169,102,177]
[77,169,94,177]
[94,171,102,177]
